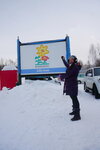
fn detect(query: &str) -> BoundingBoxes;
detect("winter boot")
[71,111,81,121]
[69,105,75,115]
[69,111,75,115]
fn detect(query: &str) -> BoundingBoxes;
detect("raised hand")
[61,56,65,60]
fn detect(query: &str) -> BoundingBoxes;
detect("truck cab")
[84,67,100,99]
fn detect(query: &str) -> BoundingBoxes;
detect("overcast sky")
[0,0,100,63]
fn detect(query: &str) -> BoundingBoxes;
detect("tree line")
[84,43,100,69]
[0,58,17,70]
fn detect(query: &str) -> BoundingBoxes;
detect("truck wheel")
[84,83,89,92]
[92,85,95,95]
[78,80,81,84]
[93,85,100,99]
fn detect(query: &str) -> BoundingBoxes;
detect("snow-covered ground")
[0,80,100,150]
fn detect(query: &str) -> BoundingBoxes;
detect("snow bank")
[0,80,100,150]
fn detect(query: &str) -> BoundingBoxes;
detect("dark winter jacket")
[62,59,81,96]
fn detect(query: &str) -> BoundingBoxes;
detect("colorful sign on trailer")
[17,36,70,77]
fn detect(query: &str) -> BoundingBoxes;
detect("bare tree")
[88,44,97,65]
[5,59,16,66]
[86,43,100,67]
[0,58,5,70]
[95,59,100,66]
[96,43,100,60]
[0,58,17,70]
[94,43,100,66]
[0,58,4,65]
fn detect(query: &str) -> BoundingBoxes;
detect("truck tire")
[93,85,100,99]
[78,80,81,84]
[84,83,89,92]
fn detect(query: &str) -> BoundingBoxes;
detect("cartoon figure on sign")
[35,45,49,67]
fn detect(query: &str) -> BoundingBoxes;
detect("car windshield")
[94,68,100,76]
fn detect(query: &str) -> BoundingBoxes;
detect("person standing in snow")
[61,55,81,121]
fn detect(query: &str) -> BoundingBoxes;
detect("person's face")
[69,57,74,64]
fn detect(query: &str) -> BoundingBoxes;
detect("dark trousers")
[70,96,80,112]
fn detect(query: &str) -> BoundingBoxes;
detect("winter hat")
[69,55,78,63]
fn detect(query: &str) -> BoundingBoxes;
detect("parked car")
[78,73,85,84]
[84,67,100,99]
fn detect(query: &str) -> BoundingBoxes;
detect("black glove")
[61,56,65,60]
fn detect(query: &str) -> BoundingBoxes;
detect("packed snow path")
[0,80,100,150]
